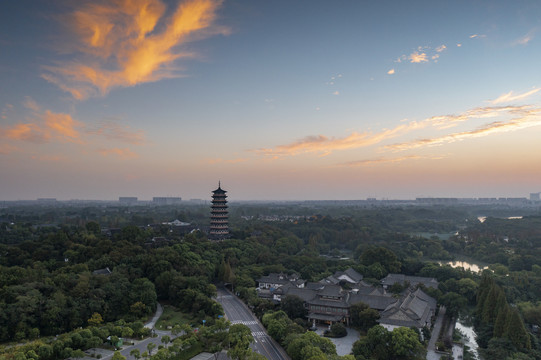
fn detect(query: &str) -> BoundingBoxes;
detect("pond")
[444,260,488,273]
[456,320,481,360]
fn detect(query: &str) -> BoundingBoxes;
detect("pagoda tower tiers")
[209,182,229,240]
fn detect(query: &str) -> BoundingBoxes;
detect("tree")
[360,246,401,274]
[287,331,336,360]
[439,292,467,318]
[88,312,103,327]
[130,349,141,360]
[329,323,347,337]
[146,342,156,356]
[227,324,254,360]
[505,308,532,350]
[161,335,171,348]
[112,351,126,360]
[349,302,380,332]
[281,295,308,320]
[390,327,425,360]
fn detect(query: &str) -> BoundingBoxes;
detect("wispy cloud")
[387,69,395,75]
[514,30,534,45]
[2,100,146,157]
[340,154,446,167]
[86,120,145,145]
[490,88,540,104]
[98,147,139,159]
[42,0,227,99]
[1,110,83,144]
[255,88,541,161]
[436,45,447,52]
[255,122,424,157]
[469,34,486,39]
[387,105,541,151]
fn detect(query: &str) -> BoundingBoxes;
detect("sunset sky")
[1,0,541,201]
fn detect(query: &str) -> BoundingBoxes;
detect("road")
[216,288,290,360]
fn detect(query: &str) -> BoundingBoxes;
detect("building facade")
[209,182,229,240]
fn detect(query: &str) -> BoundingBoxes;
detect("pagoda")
[209,182,229,240]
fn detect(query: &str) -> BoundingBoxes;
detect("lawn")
[155,305,194,331]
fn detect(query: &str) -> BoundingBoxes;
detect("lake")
[456,320,481,360]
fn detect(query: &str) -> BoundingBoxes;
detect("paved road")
[216,288,290,360]
[427,306,446,360]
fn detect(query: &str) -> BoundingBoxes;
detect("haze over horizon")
[2,1,541,201]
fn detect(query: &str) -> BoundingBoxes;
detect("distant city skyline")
[2,1,541,201]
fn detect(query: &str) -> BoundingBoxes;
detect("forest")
[1,201,541,360]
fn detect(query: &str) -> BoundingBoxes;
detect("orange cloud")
[86,121,145,144]
[256,123,424,157]
[2,111,82,144]
[44,111,82,142]
[98,147,139,159]
[3,123,50,143]
[43,0,227,99]
[255,91,541,160]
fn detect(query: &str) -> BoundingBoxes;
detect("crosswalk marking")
[231,320,258,325]
[252,331,267,338]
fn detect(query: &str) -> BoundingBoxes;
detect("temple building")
[209,182,229,240]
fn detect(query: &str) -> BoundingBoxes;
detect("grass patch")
[155,305,194,331]
[177,343,204,360]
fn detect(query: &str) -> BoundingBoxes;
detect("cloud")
[515,30,535,45]
[387,105,541,151]
[387,69,395,75]
[1,111,83,144]
[333,90,340,95]
[409,51,428,63]
[1,101,145,148]
[0,144,18,155]
[255,122,423,157]
[44,111,82,142]
[436,45,447,52]
[457,43,462,47]
[23,97,41,112]
[1,103,14,119]
[86,120,145,144]
[490,88,540,104]
[340,155,446,167]
[256,87,541,160]
[469,34,486,39]
[2,123,50,143]
[98,147,139,159]
[42,0,227,99]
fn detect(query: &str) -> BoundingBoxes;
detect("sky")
[1,0,541,201]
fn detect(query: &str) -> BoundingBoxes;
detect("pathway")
[427,306,446,360]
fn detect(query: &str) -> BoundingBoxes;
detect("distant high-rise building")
[531,193,541,202]
[152,197,182,205]
[209,182,229,240]
[119,197,138,204]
